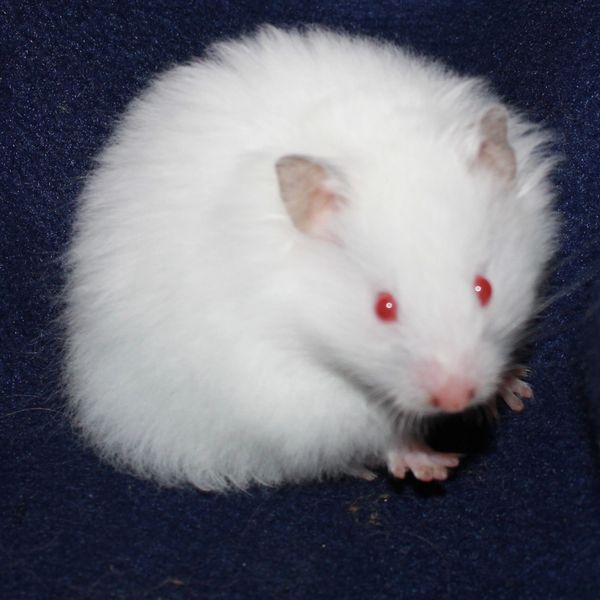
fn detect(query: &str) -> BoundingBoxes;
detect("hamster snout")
[429,380,475,413]
[417,359,477,413]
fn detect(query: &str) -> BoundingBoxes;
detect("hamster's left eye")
[375,291,398,322]
[474,275,492,307]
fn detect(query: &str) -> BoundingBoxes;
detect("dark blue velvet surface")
[2,1,599,598]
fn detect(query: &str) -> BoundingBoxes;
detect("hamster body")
[64,26,558,490]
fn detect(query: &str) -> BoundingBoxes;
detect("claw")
[500,366,533,412]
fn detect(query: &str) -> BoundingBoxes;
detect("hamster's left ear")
[276,155,347,235]
[475,106,517,185]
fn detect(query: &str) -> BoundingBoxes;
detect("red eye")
[375,292,398,322]
[474,275,492,307]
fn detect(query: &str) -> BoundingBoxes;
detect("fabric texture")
[2,1,599,598]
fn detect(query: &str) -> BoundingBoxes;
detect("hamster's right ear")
[275,155,347,235]
[475,106,517,186]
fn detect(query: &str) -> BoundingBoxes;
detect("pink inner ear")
[305,184,339,227]
[276,155,344,234]
[476,106,517,184]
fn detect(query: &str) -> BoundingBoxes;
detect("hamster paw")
[346,467,379,481]
[386,447,460,482]
[499,366,533,412]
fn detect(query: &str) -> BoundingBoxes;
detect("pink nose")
[430,378,475,413]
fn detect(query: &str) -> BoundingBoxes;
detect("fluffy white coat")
[64,26,557,490]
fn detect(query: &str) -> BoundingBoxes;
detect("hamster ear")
[276,155,346,235]
[475,106,517,185]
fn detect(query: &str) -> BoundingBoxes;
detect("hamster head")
[275,106,556,419]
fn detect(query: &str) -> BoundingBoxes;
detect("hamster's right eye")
[375,292,398,322]
[474,275,493,307]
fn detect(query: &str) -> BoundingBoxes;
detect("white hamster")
[64,26,558,490]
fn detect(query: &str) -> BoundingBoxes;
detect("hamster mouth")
[388,396,496,440]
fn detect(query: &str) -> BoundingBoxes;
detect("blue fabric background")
[2,1,599,598]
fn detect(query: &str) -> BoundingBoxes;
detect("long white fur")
[64,26,558,490]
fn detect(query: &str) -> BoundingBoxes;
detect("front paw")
[499,366,534,412]
[386,446,460,482]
